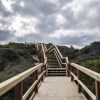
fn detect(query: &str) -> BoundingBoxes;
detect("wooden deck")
[33,77,85,100]
[1,44,100,100]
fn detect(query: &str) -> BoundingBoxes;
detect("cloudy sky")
[0,0,100,48]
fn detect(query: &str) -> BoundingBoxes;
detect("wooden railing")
[0,43,47,100]
[1,44,100,100]
[35,43,46,62]
[68,63,100,100]
[42,43,47,52]
[47,45,69,68]
[47,45,100,100]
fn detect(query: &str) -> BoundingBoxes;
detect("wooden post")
[70,65,74,81]
[44,64,47,77]
[46,64,48,76]
[67,63,71,77]
[95,80,100,100]
[62,58,66,63]
[71,75,74,81]
[34,70,38,93]
[15,82,23,100]
[77,69,82,93]
[30,72,35,96]
[41,66,44,81]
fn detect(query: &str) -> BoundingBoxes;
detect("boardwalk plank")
[33,77,85,100]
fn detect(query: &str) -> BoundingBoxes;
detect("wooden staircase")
[46,51,66,76]
[0,43,100,100]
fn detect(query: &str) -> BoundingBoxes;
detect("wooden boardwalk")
[1,44,100,100]
[33,77,85,100]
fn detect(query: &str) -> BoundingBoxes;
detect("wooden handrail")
[35,43,46,62]
[0,63,45,95]
[54,47,69,68]
[71,63,100,82]
[47,45,68,69]
[47,45,63,59]
[49,44,100,99]
[42,43,47,52]
[1,44,100,100]
[0,43,47,100]
[46,45,54,52]
[71,72,96,100]
[41,43,46,59]
[54,48,62,68]
[49,45,100,99]
[54,45,63,59]
[68,63,100,100]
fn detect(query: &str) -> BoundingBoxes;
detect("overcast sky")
[0,0,100,48]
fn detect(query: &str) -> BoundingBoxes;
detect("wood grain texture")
[71,63,100,82]
[33,77,85,100]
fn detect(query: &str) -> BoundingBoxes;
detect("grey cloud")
[0,1,12,17]
[16,33,54,44]
[0,30,12,41]
[11,0,72,33]
[12,0,59,17]
[38,1,59,15]
[56,33,100,46]
[0,0,100,48]
[36,15,59,33]
[59,0,100,30]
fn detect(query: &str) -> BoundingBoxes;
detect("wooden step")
[47,60,58,64]
[48,71,66,73]
[46,52,57,59]
[47,65,60,68]
[48,63,59,66]
[46,52,55,56]
[47,57,57,59]
[48,73,66,76]
[47,68,66,76]
[33,77,85,100]
[48,68,66,70]
[48,63,59,65]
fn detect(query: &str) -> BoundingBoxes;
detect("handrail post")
[41,66,44,81]
[70,65,74,81]
[67,63,71,77]
[34,70,38,93]
[44,64,47,77]
[15,82,23,100]
[95,80,100,100]
[77,69,82,93]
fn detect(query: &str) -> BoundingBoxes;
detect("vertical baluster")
[45,64,47,77]
[95,80,100,100]
[15,82,23,100]
[41,66,44,81]
[67,63,71,77]
[29,72,35,96]
[70,65,74,81]
[34,70,38,93]
[44,64,47,77]
[77,69,82,93]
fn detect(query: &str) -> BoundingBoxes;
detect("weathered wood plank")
[0,63,44,96]
[15,82,23,100]
[71,63,100,82]
[33,77,85,100]
[71,72,96,100]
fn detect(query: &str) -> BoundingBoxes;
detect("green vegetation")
[0,42,38,100]
[57,45,79,60]
[80,59,100,93]
[0,42,37,82]
[81,59,100,73]
[0,41,100,99]
[46,43,53,49]
[58,41,100,98]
